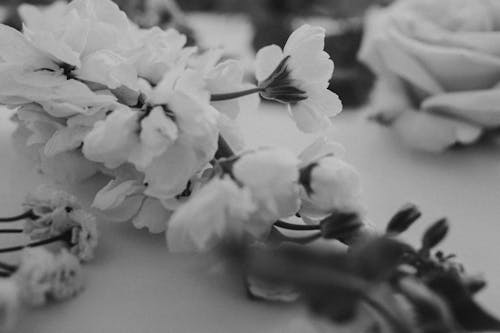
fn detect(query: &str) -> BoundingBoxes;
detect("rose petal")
[393,110,482,152]
[422,89,500,128]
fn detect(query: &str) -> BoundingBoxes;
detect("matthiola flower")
[23,185,80,240]
[298,138,362,218]
[232,148,301,222]
[19,0,138,90]
[0,24,116,115]
[255,25,342,132]
[83,104,178,170]
[167,175,257,252]
[15,248,56,306]
[140,71,220,200]
[12,104,101,183]
[15,248,84,306]
[0,279,20,333]
[126,27,195,85]
[67,209,98,262]
[50,249,84,301]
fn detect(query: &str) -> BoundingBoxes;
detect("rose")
[359,0,500,152]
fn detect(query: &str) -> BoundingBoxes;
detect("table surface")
[1,101,500,333]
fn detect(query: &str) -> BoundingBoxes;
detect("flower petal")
[422,89,500,128]
[255,44,283,82]
[132,198,171,233]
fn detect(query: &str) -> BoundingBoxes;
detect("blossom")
[255,25,342,132]
[12,104,101,183]
[126,27,194,85]
[67,209,98,262]
[232,148,301,223]
[14,248,84,306]
[23,185,80,240]
[167,175,256,252]
[15,248,56,306]
[358,0,500,151]
[141,71,220,200]
[0,279,20,333]
[299,156,362,218]
[0,24,116,115]
[50,249,84,301]
[19,0,138,90]
[83,104,178,170]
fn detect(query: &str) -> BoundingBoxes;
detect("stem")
[210,87,263,102]
[280,232,322,245]
[215,135,235,159]
[0,261,16,272]
[0,229,24,234]
[0,210,36,222]
[0,231,71,254]
[274,220,320,231]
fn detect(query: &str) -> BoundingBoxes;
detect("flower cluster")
[233,205,500,333]
[167,137,368,252]
[21,185,98,262]
[3,0,343,241]
[0,248,83,331]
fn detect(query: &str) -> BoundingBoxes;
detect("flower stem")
[280,232,322,245]
[274,220,320,231]
[0,210,37,222]
[0,261,16,272]
[0,229,24,234]
[210,87,263,102]
[0,231,71,254]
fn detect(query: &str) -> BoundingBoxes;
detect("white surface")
[1,102,500,333]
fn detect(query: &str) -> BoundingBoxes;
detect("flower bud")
[299,156,362,218]
[386,203,421,235]
[422,219,449,251]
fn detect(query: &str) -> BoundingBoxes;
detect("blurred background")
[0,0,394,107]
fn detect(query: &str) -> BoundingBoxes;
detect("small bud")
[320,212,363,241]
[386,203,421,235]
[421,218,449,251]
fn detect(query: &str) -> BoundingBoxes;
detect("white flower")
[0,25,116,115]
[82,105,139,169]
[15,248,56,306]
[50,250,84,301]
[167,176,256,252]
[126,27,194,85]
[205,59,260,120]
[141,71,220,200]
[299,156,362,218]
[19,0,138,90]
[255,25,342,132]
[44,111,107,157]
[0,279,20,333]
[68,209,98,262]
[132,198,172,234]
[232,148,301,223]
[23,185,80,240]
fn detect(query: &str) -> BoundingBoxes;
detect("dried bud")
[386,203,421,235]
[320,212,363,241]
[422,219,449,251]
